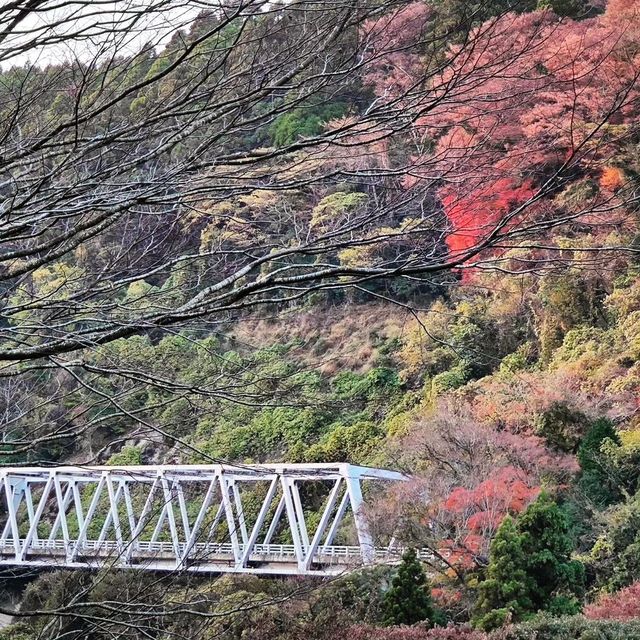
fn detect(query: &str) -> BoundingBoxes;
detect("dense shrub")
[585,582,640,621]
[495,614,640,640]
[347,625,486,640]
[584,490,640,591]
[107,445,142,465]
[534,402,590,453]
[270,102,348,147]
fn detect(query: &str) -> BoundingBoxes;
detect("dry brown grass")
[230,302,413,374]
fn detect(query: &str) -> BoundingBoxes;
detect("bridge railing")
[0,538,434,562]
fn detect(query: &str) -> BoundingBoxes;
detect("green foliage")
[536,0,598,17]
[474,494,584,630]
[304,421,383,464]
[534,402,590,453]
[585,490,640,591]
[499,343,534,375]
[517,493,585,609]
[545,595,582,617]
[270,102,348,147]
[198,406,325,461]
[576,419,622,507]
[311,191,369,231]
[129,95,147,112]
[313,566,393,627]
[431,360,473,393]
[107,446,143,466]
[556,180,599,209]
[446,303,502,379]
[552,326,614,366]
[382,549,436,626]
[598,431,640,499]
[0,624,34,640]
[332,367,402,401]
[193,357,402,463]
[538,274,602,363]
[400,294,529,386]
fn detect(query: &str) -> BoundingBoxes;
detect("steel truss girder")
[0,463,406,576]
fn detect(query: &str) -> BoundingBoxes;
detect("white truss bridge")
[0,463,421,576]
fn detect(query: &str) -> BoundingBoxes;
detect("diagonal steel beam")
[281,477,305,568]
[105,476,124,557]
[346,476,374,564]
[304,478,342,570]
[71,475,106,561]
[160,475,181,564]
[121,481,136,537]
[176,481,191,542]
[20,476,54,561]
[53,475,71,553]
[323,489,349,547]
[231,480,248,546]
[240,477,278,567]
[124,476,159,564]
[49,481,73,542]
[2,475,21,558]
[290,480,309,549]
[219,475,241,566]
[181,477,218,564]
[263,494,285,545]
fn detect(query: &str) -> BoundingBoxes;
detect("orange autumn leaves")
[600,166,625,191]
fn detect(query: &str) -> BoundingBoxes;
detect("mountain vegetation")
[1,0,640,638]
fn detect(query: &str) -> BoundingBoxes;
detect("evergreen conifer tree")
[517,491,585,612]
[473,492,584,630]
[382,548,435,626]
[473,516,533,630]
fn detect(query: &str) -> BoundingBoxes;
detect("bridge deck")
[0,540,434,575]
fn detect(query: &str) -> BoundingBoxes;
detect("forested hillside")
[1,0,640,638]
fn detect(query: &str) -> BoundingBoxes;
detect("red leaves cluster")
[585,582,640,620]
[440,466,539,568]
[431,587,464,608]
[380,406,570,572]
[429,6,640,174]
[431,7,640,263]
[441,179,535,258]
[444,467,540,530]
